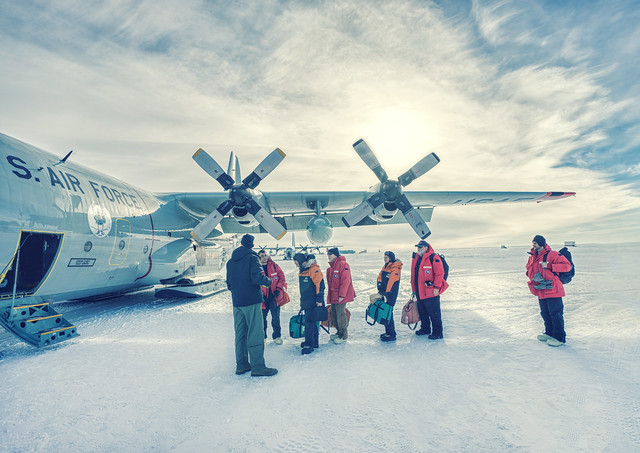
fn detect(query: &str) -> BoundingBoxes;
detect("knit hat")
[241,234,254,248]
[293,253,306,266]
[532,235,546,247]
[384,251,396,262]
[327,247,340,257]
[415,240,429,248]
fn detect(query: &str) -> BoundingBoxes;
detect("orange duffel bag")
[401,297,420,330]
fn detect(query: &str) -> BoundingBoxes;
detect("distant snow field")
[1,243,639,452]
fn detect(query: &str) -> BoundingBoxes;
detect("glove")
[273,290,280,299]
[532,272,553,289]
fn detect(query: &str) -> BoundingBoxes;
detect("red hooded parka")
[410,245,449,299]
[526,244,571,298]
[326,255,356,304]
[260,258,287,306]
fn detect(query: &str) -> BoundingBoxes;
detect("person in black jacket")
[226,234,278,377]
[377,251,403,342]
[293,253,325,355]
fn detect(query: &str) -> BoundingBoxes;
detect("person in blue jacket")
[293,253,325,355]
[377,251,403,342]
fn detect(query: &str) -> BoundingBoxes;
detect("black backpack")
[544,247,575,284]
[429,253,449,281]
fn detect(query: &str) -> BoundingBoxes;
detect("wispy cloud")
[0,0,638,247]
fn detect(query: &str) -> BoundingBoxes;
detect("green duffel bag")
[365,298,393,326]
[289,310,305,338]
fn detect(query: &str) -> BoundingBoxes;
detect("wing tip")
[536,192,577,202]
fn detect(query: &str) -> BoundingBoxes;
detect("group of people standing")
[292,246,356,355]
[226,232,571,377]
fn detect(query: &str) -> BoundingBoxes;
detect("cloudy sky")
[1,0,639,249]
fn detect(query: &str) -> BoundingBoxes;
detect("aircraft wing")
[160,190,574,235]
[263,190,573,212]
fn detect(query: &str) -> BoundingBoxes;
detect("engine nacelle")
[306,215,333,245]
[232,206,258,227]
[369,201,398,222]
[230,188,265,227]
[362,183,398,222]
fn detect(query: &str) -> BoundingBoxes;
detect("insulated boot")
[546,338,565,347]
[235,365,251,375]
[251,367,278,377]
[428,334,443,340]
[301,346,314,355]
[273,337,283,345]
[537,334,552,341]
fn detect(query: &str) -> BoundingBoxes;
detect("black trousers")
[262,296,281,339]
[538,297,565,343]
[303,309,319,348]
[417,295,442,336]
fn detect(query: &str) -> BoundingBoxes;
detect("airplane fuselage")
[0,133,230,306]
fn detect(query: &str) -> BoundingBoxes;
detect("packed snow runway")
[1,243,639,452]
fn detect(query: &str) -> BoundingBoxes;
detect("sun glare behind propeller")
[342,139,440,239]
[190,147,287,242]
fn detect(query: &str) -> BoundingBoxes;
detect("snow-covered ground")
[1,243,639,452]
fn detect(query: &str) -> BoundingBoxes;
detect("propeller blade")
[227,152,241,185]
[242,148,286,189]
[193,149,235,190]
[190,199,234,242]
[396,194,431,238]
[341,192,385,227]
[397,152,440,187]
[244,198,287,240]
[353,139,388,182]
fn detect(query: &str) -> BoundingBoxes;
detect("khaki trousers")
[330,303,348,339]
[233,304,266,371]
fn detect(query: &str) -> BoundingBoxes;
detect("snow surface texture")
[1,243,638,452]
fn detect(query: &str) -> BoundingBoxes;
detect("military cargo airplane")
[274,232,323,260]
[0,132,575,347]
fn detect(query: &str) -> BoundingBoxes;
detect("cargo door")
[0,231,63,299]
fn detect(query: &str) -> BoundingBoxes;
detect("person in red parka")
[526,234,572,347]
[258,249,287,345]
[326,247,356,344]
[410,240,448,339]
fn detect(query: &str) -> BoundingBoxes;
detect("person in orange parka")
[377,251,402,342]
[294,253,325,355]
[326,247,356,344]
[526,234,572,347]
[411,240,449,339]
[258,249,287,345]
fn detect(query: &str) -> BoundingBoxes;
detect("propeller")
[342,139,440,239]
[190,147,287,242]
